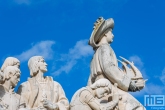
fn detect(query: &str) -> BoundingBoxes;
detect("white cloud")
[128,56,165,96]
[128,55,147,96]
[160,68,165,85]
[16,40,55,62]
[53,39,93,76]
[129,55,149,79]
[13,0,50,5]
[145,83,165,94]
[129,55,143,69]
[14,0,31,5]
[131,83,165,97]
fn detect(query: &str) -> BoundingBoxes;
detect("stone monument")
[0,57,20,84]
[0,57,25,110]
[0,66,26,110]
[0,17,147,110]
[87,17,146,110]
[70,78,119,110]
[17,56,69,110]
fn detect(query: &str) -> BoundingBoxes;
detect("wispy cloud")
[145,83,165,94]
[131,83,165,97]
[53,39,93,76]
[129,56,165,96]
[14,0,31,5]
[13,0,50,5]
[136,67,165,95]
[15,40,55,62]
[129,55,149,79]
[128,55,147,96]
[160,68,165,85]
[129,55,144,69]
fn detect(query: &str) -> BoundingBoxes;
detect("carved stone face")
[10,71,20,87]
[95,86,110,99]
[105,29,114,43]
[38,58,48,73]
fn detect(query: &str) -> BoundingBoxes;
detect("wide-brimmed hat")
[89,17,114,48]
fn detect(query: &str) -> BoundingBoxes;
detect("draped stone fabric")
[88,44,131,91]
[88,44,145,110]
[0,85,24,110]
[17,76,69,110]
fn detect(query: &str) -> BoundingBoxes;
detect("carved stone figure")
[0,66,26,110]
[17,56,69,110]
[88,17,146,110]
[0,57,20,84]
[70,78,119,110]
[1,57,20,72]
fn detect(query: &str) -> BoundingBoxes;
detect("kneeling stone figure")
[70,78,119,110]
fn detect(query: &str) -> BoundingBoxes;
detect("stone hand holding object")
[118,56,147,91]
[43,100,58,110]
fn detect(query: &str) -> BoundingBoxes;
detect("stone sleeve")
[79,90,94,104]
[17,82,30,108]
[55,82,69,110]
[99,44,131,91]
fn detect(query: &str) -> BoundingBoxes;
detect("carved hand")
[43,100,58,110]
[128,80,139,92]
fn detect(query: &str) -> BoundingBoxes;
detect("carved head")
[3,66,21,87]
[1,57,20,72]
[89,17,114,48]
[28,56,47,77]
[90,78,112,99]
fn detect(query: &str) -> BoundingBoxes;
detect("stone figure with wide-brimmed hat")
[88,17,146,110]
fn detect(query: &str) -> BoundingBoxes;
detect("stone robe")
[17,76,69,110]
[88,44,146,110]
[0,85,25,110]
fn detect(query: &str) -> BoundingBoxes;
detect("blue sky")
[0,0,165,109]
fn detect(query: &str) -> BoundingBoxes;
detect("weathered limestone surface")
[17,56,69,110]
[87,17,146,110]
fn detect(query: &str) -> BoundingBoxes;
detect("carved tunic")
[17,76,69,110]
[70,87,94,110]
[70,87,117,110]
[88,44,131,91]
[88,44,146,110]
[0,86,24,110]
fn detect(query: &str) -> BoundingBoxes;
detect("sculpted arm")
[80,90,118,110]
[99,45,131,91]
[56,83,69,110]
[17,83,30,108]
[43,82,69,110]
[80,90,100,110]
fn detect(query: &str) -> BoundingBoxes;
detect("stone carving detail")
[17,56,69,110]
[0,66,26,110]
[0,57,26,110]
[88,17,146,110]
[0,57,20,84]
[0,17,147,110]
[70,78,119,110]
